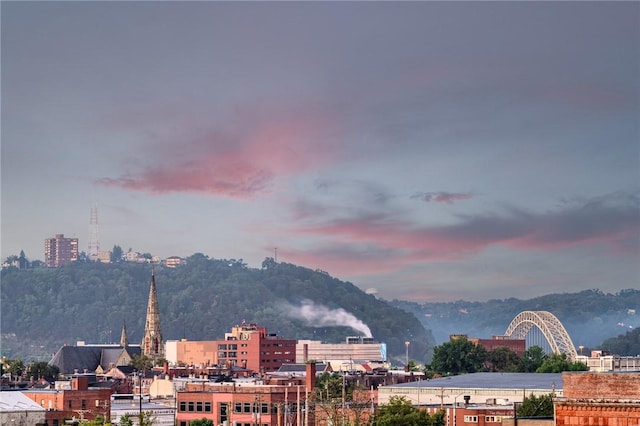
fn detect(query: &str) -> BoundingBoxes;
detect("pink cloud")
[97,106,341,198]
[281,193,639,278]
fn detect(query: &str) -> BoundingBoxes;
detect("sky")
[1,1,638,302]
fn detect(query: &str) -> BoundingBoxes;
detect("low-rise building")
[0,391,46,426]
[575,350,640,372]
[555,371,640,426]
[22,376,112,425]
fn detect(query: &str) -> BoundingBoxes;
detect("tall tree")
[522,346,547,372]
[486,346,523,372]
[27,361,59,382]
[110,245,124,263]
[536,353,587,373]
[375,396,444,426]
[427,337,488,375]
[517,393,554,417]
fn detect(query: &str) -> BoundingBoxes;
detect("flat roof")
[390,373,562,390]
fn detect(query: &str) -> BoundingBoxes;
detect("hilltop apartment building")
[44,234,78,267]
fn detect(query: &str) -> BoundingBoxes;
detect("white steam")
[285,299,372,338]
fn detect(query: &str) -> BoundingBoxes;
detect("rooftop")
[391,372,563,391]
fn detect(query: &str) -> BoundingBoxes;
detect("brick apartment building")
[176,362,317,426]
[22,376,112,425]
[555,371,640,426]
[44,234,78,267]
[167,322,296,374]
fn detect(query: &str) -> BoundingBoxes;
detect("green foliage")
[0,258,433,363]
[536,353,587,373]
[374,396,444,426]
[315,372,351,401]
[599,327,640,356]
[391,289,640,351]
[486,346,523,372]
[189,419,214,426]
[129,354,154,372]
[427,337,488,375]
[119,414,133,426]
[522,346,547,372]
[110,245,124,263]
[516,393,554,417]
[27,361,59,381]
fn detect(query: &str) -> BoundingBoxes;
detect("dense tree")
[599,327,640,356]
[110,245,124,263]
[427,337,487,375]
[522,346,547,372]
[130,354,154,372]
[486,346,523,372]
[536,353,587,373]
[517,393,554,417]
[374,396,444,426]
[27,361,59,382]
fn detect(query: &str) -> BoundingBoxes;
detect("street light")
[452,392,468,426]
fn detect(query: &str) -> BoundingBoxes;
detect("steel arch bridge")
[504,311,578,360]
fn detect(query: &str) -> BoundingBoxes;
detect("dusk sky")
[2,1,638,302]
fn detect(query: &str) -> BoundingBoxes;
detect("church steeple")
[141,272,164,359]
[120,321,129,347]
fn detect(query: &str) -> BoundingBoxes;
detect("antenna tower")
[88,203,100,258]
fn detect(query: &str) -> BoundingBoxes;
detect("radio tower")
[88,203,100,259]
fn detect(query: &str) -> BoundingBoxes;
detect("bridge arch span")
[504,311,577,360]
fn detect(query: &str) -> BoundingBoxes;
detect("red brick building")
[22,376,112,425]
[176,362,316,426]
[171,322,296,374]
[451,335,526,356]
[555,372,640,426]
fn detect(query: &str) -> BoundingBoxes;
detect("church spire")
[141,272,164,359]
[120,321,129,347]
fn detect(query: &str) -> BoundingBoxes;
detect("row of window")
[179,401,213,412]
[179,401,300,414]
[180,423,266,426]
[463,415,506,423]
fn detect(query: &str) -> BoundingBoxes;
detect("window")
[196,401,203,412]
[81,400,86,409]
[463,416,478,423]
[485,416,504,423]
[179,422,187,426]
[188,401,195,412]
[179,401,186,412]
[204,402,212,412]
[220,402,228,424]
[218,344,227,350]
[68,400,72,409]
[243,402,252,413]
[235,402,242,413]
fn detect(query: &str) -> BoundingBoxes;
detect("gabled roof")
[49,345,141,375]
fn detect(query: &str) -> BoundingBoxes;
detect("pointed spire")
[141,271,164,359]
[120,321,129,347]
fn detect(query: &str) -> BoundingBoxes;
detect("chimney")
[305,361,316,392]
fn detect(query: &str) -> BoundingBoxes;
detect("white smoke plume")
[285,299,372,338]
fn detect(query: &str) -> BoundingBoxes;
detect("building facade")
[555,371,640,426]
[22,376,112,425]
[168,322,296,374]
[296,337,388,366]
[44,234,78,267]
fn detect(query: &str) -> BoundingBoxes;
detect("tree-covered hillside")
[0,255,435,363]
[391,289,640,349]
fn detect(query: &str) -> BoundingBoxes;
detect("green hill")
[390,289,640,351]
[0,255,435,363]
